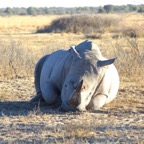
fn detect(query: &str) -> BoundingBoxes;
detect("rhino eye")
[65,84,67,88]
[82,85,86,90]
[70,81,75,86]
[70,81,75,84]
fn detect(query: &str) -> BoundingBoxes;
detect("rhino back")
[40,50,72,90]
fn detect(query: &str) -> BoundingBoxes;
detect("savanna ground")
[0,13,144,143]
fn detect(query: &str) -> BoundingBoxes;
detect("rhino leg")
[41,82,61,105]
[86,94,107,110]
[30,54,49,102]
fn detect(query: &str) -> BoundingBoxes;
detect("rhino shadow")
[0,101,64,117]
[0,100,112,117]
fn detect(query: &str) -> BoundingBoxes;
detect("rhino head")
[60,46,115,112]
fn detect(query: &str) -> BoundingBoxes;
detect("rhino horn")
[68,80,83,105]
[69,46,81,58]
[97,58,116,67]
[75,80,83,93]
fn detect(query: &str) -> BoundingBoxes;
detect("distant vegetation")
[0,4,144,15]
[0,13,143,79]
[36,15,119,34]
[36,14,144,39]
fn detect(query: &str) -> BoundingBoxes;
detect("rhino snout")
[59,102,77,112]
[77,105,87,112]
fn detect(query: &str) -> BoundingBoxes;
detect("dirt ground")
[0,77,143,144]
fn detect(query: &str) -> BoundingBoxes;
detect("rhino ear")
[69,46,81,58]
[97,58,116,67]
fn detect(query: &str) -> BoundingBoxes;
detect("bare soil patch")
[0,78,143,143]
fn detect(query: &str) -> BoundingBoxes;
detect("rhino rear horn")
[69,46,81,58]
[97,58,116,67]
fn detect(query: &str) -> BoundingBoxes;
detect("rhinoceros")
[31,40,119,112]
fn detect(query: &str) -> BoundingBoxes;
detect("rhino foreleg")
[41,81,61,105]
[86,94,107,110]
[30,54,49,102]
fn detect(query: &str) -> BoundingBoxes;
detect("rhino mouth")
[59,101,77,112]
[77,105,87,112]
[60,79,94,112]
[68,80,91,112]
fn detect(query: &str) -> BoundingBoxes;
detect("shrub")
[122,26,144,38]
[113,37,144,79]
[0,40,37,79]
[36,15,120,34]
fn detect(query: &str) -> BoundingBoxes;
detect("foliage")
[98,7,106,13]
[4,7,13,15]
[27,7,37,15]
[138,5,144,12]
[36,15,119,34]
[0,4,143,15]
[104,5,114,13]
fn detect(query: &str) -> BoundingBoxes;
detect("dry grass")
[0,13,144,143]
[0,78,143,143]
[0,15,63,34]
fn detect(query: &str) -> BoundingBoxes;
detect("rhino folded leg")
[86,94,107,110]
[41,82,60,105]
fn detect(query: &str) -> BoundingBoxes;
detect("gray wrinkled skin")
[32,40,119,112]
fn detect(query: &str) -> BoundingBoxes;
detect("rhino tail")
[30,93,44,103]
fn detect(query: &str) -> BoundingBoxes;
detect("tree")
[104,5,114,13]
[5,7,13,15]
[27,7,37,15]
[138,6,144,12]
[0,9,3,15]
[98,7,106,13]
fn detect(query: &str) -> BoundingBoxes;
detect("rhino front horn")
[76,80,83,93]
[68,80,83,106]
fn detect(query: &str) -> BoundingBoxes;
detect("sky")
[0,0,143,8]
